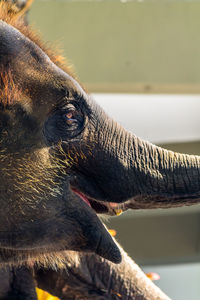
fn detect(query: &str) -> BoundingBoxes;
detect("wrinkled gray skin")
[0,1,200,299]
[0,15,200,265]
[0,19,121,265]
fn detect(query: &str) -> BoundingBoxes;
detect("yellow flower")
[108,229,117,237]
[36,288,60,300]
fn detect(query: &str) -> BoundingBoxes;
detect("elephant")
[0,0,199,299]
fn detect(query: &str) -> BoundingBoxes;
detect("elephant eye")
[61,103,84,133]
[63,110,78,125]
[43,102,85,145]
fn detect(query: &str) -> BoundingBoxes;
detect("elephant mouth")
[71,188,127,216]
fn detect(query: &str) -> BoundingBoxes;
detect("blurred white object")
[143,263,200,300]
[94,94,200,144]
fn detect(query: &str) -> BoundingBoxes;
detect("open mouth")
[71,188,125,216]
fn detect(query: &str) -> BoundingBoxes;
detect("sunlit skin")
[0,1,193,299]
[1,0,200,270]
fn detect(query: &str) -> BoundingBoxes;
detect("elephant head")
[0,3,200,267]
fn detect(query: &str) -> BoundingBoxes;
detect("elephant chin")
[0,193,122,265]
[64,190,122,264]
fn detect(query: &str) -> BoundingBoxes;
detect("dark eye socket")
[44,102,85,146]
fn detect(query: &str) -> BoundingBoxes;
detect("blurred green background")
[30,0,200,93]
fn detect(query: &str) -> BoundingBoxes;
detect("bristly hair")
[0,68,22,107]
[0,0,76,80]
[0,0,83,107]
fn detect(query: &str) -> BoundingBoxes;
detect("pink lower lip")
[72,189,91,207]
[72,188,119,210]
[109,202,119,208]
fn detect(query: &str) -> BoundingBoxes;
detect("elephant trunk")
[72,98,200,209]
[125,132,200,208]
[109,123,200,208]
[90,101,200,208]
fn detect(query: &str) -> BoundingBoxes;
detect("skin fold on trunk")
[91,106,200,209]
